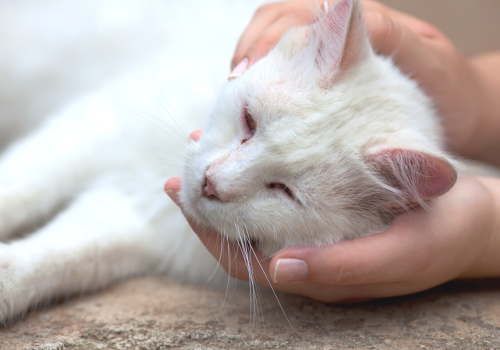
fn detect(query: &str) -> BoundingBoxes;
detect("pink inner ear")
[317,0,352,70]
[314,0,368,82]
[367,149,457,208]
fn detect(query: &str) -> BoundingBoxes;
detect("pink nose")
[204,176,219,199]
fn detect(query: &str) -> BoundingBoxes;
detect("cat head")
[180,0,456,256]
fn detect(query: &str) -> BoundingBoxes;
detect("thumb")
[164,176,222,238]
[164,177,182,205]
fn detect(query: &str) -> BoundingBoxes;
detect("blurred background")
[380,0,500,56]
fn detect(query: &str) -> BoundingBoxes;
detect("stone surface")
[1,277,500,349]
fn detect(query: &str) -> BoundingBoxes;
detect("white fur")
[0,0,459,322]
[181,0,454,256]
[0,0,267,322]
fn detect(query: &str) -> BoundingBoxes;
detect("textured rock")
[1,277,500,349]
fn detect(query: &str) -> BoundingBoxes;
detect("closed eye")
[268,183,294,199]
[241,108,256,144]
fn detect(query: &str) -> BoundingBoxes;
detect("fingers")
[363,3,453,82]
[363,1,443,41]
[164,175,492,302]
[238,10,315,69]
[189,130,203,142]
[164,176,182,202]
[164,177,271,283]
[230,0,447,79]
[166,171,419,300]
[270,222,429,287]
[364,8,432,68]
[231,0,317,71]
[232,2,288,69]
[165,177,212,238]
[269,177,490,290]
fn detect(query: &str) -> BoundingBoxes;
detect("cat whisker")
[91,99,190,155]
[211,231,231,333]
[235,225,254,328]
[248,243,299,336]
[151,165,187,170]
[205,228,226,285]
[126,112,188,153]
[237,224,264,331]
[243,223,266,329]
[132,152,184,162]
[92,98,188,142]
[136,73,190,136]
[150,77,191,136]
[93,125,187,158]
[138,159,186,167]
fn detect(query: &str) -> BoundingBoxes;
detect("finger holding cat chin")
[166,176,500,302]
[165,177,272,282]
[266,177,499,301]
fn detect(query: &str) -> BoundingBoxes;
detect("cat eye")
[241,109,256,144]
[268,183,294,199]
[245,110,256,132]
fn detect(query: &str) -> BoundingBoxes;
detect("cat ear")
[313,0,370,84]
[366,148,457,212]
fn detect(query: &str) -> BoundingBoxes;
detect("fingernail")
[273,258,309,283]
[228,57,248,80]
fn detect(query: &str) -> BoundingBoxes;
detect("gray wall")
[377,0,500,56]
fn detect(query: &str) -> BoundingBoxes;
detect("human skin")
[164,1,500,302]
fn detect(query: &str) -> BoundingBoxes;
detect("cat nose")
[204,176,220,199]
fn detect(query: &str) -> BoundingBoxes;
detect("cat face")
[181,0,456,256]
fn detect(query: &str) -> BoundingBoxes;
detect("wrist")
[464,53,500,166]
[458,177,500,279]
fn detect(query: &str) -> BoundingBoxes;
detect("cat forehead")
[228,55,394,123]
[230,53,431,146]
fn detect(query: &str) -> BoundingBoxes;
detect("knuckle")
[327,254,359,285]
[367,12,402,52]
[246,37,274,59]
[288,9,313,24]
[254,2,277,17]
[380,13,399,41]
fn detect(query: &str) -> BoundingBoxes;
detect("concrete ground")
[2,277,500,349]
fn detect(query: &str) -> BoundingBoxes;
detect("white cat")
[0,0,457,322]
[181,0,457,257]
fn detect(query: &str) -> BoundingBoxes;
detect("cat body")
[0,0,264,321]
[0,0,457,321]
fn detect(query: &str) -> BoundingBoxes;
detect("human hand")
[165,174,500,302]
[230,0,496,163]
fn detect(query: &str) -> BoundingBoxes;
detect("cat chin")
[256,221,391,258]
[255,240,287,258]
